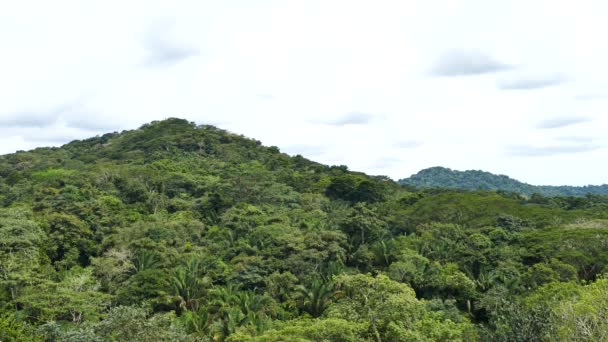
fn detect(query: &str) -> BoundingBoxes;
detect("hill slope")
[399,166,608,197]
[1,118,608,341]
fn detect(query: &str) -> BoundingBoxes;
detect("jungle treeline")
[1,118,608,341]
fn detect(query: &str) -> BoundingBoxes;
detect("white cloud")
[1,0,608,185]
[430,50,513,76]
[535,116,593,129]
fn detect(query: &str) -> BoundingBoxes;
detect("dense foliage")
[399,166,608,197]
[1,118,608,341]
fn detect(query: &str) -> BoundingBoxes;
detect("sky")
[1,0,607,186]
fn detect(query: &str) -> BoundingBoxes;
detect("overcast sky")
[1,0,607,185]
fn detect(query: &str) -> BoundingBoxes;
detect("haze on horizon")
[1,0,607,186]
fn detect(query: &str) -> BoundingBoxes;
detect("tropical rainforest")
[1,118,608,341]
[400,166,608,197]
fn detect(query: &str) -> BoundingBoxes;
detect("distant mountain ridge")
[399,166,608,197]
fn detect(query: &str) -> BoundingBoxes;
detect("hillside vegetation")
[399,166,608,197]
[1,118,608,341]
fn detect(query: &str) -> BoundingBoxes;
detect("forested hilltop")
[400,166,608,197]
[2,118,608,341]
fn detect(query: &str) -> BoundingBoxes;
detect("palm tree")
[296,279,338,317]
[236,291,271,322]
[213,307,245,341]
[130,250,159,274]
[320,261,345,282]
[172,258,206,311]
[372,240,393,267]
[209,285,273,341]
[182,309,211,337]
[209,283,239,311]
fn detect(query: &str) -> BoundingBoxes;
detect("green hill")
[399,166,608,197]
[1,118,608,341]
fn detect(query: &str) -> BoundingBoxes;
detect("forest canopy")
[400,166,608,197]
[1,118,608,341]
